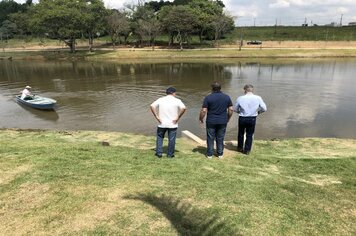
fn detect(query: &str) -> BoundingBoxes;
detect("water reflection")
[0,59,355,139]
[16,101,59,121]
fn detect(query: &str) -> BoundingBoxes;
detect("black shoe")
[242,150,250,155]
[155,153,162,158]
[237,147,244,153]
[167,155,175,158]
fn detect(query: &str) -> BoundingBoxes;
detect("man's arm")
[233,98,240,113]
[199,108,207,123]
[150,105,161,123]
[258,97,267,114]
[227,106,233,122]
[173,108,187,124]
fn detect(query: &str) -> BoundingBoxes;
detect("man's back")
[151,95,185,128]
[235,93,267,117]
[203,92,233,124]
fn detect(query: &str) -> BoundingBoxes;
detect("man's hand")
[199,108,207,124]
[227,106,233,123]
[150,106,161,124]
[173,108,186,124]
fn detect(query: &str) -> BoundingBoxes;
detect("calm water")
[1,59,356,140]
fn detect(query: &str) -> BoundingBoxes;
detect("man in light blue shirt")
[234,84,267,155]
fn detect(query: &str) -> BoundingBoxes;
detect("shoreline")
[1,41,356,60]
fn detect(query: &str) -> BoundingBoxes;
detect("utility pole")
[340,14,343,26]
[254,18,256,27]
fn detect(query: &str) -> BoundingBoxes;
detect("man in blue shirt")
[199,82,233,159]
[234,84,267,155]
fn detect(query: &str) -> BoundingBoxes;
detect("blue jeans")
[238,116,256,152]
[206,123,227,156]
[156,127,177,157]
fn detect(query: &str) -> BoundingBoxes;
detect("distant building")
[325,22,340,27]
[349,22,356,26]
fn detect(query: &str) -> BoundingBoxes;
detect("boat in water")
[16,95,57,110]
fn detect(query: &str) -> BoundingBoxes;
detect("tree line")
[0,0,235,52]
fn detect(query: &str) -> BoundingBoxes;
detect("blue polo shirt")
[203,92,233,124]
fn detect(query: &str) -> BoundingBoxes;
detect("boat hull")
[16,95,57,110]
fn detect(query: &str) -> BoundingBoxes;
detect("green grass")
[0,129,355,235]
[2,26,355,50]
[224,26,356,42]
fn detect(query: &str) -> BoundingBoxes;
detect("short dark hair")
[244,84,254,92]
[166,87,176,94]
[211,82,221,92]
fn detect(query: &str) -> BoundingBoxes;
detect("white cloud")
[103,0,127,9]
[269,0,290,8]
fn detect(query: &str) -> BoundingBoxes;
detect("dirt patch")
[0,183,50,235]
[0,164,32,185]
[290,174,342,186]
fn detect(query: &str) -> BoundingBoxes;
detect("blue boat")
[16,95,57,110]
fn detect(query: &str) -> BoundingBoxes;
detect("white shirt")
[151,95,186,128]
[234,92,267,117]
[21,88,32,99]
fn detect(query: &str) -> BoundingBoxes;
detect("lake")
[1,59,356,140]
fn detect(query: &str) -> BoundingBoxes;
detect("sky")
[14,0,356,26]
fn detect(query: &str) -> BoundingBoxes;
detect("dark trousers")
[238,116,257,152]
[156,127,177,157]
[206,123,227,156]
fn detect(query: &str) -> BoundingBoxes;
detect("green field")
[1,129,355,235]
[225,26,356,42]
[1,26,356,50]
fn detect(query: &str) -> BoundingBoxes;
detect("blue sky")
[15,0,356,26]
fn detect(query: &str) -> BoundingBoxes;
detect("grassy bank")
[0,129,355,235]
[2,48,356,61]
[227,26,356,42]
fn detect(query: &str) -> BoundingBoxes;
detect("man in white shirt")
[234,84,267,155]
[21,86,33,100]
[150,87,186,158]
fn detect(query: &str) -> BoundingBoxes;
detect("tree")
[145,0,171,12]
[159,5,198,49]
[27,0,106,53]
[188,0,224,43]
[0,20,17,41]
[7,0,32,36]
[211,13,235,45]
[27,0,83,52]
[0,0,22,23]
[81,0,107,52]
[131,5,161,48]
[106,10,131,48]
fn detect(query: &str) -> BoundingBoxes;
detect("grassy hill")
[225,26,356,42]
[1,129,355,235]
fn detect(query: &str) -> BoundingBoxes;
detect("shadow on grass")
[124,193,239,235]
[193,143,239,156]
[151,147,181,154]
[192,146,207,156]
[224,141,238,152]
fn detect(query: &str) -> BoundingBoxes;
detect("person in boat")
[21,86,34,100]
